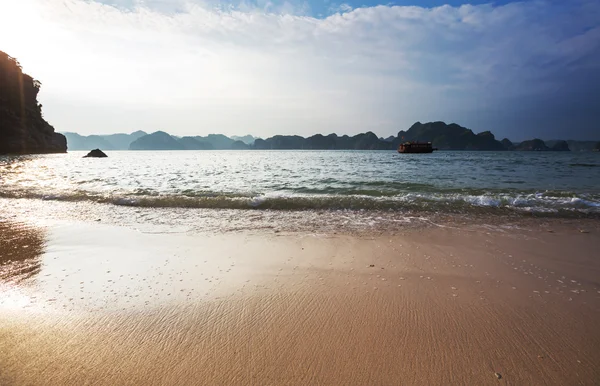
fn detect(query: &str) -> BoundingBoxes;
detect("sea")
[1,150,599,233]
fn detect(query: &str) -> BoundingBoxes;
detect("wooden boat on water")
[397,141,437,153]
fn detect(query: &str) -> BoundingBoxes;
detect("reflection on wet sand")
[3,222,266,313]
[1,218,600,385]
[0,221,44,284]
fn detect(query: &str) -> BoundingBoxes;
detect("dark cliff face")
[0,50,66,155]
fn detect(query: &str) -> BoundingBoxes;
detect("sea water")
[1,150,599,217]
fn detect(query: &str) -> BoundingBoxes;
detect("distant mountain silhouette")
[0,50,66,154]
[101,131,147,149]
[545,140,595,152]
[130,132,250,150]
[253,132,391,150]
[192,134,236,149]
[179,136,213,150]
[63,133,115,150]
[513,139,569,151]
[393,122,505,150]
[63,131,147,150]
[130,131,184,150]
[231,140,250,150]
[501,138,514,150]
[231,135,258,145]
[66,121,598,152]
[549,140,570,151]
[515,139,548,151]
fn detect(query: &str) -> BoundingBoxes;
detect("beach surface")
[1,213,600,385]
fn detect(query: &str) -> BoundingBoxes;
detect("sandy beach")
[1,213,599,385]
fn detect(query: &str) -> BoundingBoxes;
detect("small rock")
[368,264,375,268]
[579,230,589,234]
[83,149,108,158]
[495,372,502,379]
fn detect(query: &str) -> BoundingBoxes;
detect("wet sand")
[1,219,600,385]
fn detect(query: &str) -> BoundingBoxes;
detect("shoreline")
[2,197,600,238]
[1,213,600,385]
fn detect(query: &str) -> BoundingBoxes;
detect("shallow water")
[1,150,599,215]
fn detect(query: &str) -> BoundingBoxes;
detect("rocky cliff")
[0,50,66,154]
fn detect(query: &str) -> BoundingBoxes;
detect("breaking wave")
[1,188,598,216]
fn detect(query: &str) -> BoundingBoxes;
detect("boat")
[397,141,437,153]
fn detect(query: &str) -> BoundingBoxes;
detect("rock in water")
[0,50,67,154]
[83,149,108,158]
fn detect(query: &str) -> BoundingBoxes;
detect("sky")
[0,0,599,141]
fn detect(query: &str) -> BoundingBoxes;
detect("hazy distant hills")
[128,132,250,150]
[129,131,184,150]
[545,140,599,152]
[62,121,600,152]
[230,135,258,145]
[253,132,392,150]
[62,131,147,150]
[512,139,570,151]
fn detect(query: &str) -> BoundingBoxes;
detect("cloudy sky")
[1,0,599,140]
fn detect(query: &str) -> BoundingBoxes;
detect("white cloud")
[0,0,598,138]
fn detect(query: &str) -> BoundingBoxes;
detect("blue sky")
[1,0,599,140]
[92,0,529,21]
[97,0,521,16]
